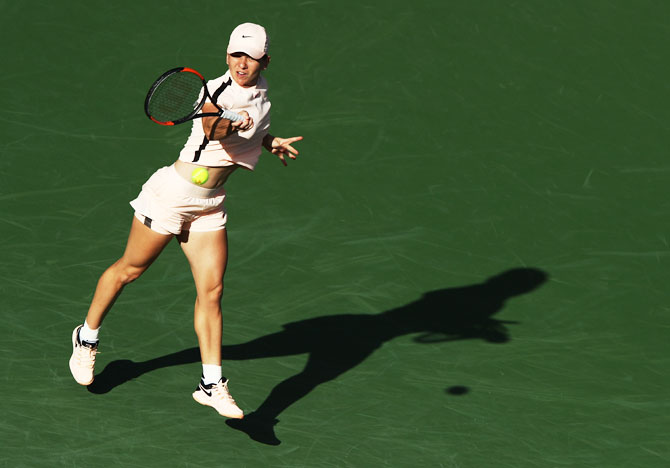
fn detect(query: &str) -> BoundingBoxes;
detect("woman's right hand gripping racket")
[144,67,243,126]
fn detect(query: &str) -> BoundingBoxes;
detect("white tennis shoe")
[193,378,244,419]
[69,325,98,386]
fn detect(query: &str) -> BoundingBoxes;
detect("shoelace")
[76,343,98,367]
[212,380,237,404]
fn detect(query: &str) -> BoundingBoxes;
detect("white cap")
[227,23,269,60]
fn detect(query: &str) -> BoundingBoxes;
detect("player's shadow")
[88,267,548,445]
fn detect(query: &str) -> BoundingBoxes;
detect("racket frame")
[144,67,231,126]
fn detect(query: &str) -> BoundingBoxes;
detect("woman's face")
[226,52,268,88]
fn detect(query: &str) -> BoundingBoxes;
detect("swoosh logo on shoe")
[199,383,212,397]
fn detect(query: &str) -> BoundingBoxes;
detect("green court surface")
[1,1,669,466]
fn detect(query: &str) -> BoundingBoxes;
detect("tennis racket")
[144,67,243,126]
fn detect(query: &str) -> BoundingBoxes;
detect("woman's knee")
[111,260,147,285]
[197,281,224,307]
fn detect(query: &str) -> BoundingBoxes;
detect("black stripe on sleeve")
[192,77,232,163]
[212,77,232,102]
[192,137,209,163]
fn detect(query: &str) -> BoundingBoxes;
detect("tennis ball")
[191,167,209,185]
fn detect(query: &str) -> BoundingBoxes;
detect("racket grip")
[218,109,244,122]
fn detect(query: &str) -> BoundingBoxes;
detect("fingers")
[272,144,298,157]
[232,118,253,131]
[285,136,303,144]
[277,137,302,153]
[285,144,299,156]
[273,148,296,166]
[281,136,303,150]
[231,112,254,131]
[271,136,303,166]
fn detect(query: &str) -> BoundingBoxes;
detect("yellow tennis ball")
[191,167,209,185]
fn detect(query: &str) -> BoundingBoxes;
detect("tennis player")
[69,23,303,419]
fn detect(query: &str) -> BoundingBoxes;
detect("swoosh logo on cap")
[242,35,253,38]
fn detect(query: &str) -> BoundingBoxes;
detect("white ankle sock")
[202,364,222,385]
[79,320,100,343]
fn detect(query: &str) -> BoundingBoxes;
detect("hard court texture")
[1,1,669,467]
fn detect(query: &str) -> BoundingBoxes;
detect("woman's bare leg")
[179,228,243,418]
[178,228,228,366]
[85,217,174,328]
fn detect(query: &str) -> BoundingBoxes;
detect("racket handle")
[219,109,244,122]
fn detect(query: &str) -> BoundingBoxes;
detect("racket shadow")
[88,267,548,445]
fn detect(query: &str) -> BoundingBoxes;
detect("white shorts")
[129,164,227,235]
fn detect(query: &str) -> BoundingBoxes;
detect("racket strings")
[147,71,204,123]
